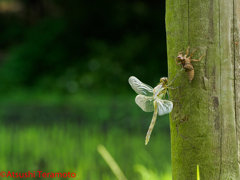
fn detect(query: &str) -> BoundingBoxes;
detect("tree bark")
[166,0,240,179]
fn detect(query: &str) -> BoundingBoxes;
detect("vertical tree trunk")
[166,0,240,179]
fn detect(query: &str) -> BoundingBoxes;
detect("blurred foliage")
[0,91,174,179]
[0,92,172,180]
[0,124,171,180]
[0,1,172,179]
[0,91,171,133]
[134,164,172,180]
[0,0,167,94]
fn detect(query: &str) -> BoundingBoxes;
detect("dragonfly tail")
[145,101,158,145]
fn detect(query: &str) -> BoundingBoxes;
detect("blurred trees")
[0,0,167,94]
[0,2,172,178]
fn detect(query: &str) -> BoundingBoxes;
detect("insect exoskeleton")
[128,76,178,145]
[175,46,205,83]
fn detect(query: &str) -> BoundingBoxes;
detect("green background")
[0,0,171,179]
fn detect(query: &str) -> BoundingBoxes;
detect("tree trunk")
[166,0,240,179]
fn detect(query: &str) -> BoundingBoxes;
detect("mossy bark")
[166,0,240,179]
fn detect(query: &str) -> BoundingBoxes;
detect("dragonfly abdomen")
[145,101,158,145]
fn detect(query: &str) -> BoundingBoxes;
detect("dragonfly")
[129,76,177,145]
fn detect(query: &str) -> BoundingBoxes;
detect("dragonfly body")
[175,46,205,83]
[129,76,173,145]
[145,101,158,145]
[154,77,168,99]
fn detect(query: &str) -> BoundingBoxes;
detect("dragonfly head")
[160,77,168,85]
[177,54,184,62]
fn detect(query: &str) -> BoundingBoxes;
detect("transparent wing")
[155,99,173,116]
[129,76,153,96]
[135,95,154,112]
[153,84,165,99]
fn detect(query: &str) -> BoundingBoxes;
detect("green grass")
[0,91,172,179]
[0,124,171,180]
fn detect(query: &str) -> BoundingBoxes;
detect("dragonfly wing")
[135,95,154,112]
[153,84,165,99]
[129,76,153,96]
[155,99,173,116]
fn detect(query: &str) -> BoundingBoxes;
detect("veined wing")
[135,95,154,112]
[153,84,165,99]
[129,76,153,96]
[155,98,173,116]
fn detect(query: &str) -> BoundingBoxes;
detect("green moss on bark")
[166,0,239,179]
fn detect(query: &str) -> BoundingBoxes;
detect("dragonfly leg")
[189,48,197,58]
[186,46,190,56]
[191,53,206,62]
[167,91,182,106]
[173,100,181,106]
[163,91,167,99]
[178,51,184,56]
[166,91,171,100]
[175,58,182,65]
[167,74,179,86]
[168,86,182,90]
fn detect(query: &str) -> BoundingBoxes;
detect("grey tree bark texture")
[166,0,240,179]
